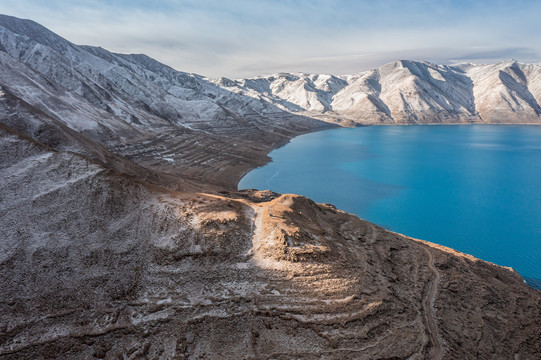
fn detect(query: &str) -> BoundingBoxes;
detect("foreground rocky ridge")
[1,15,540,359]
[1,127,539,359]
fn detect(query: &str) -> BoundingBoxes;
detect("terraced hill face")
[2,126,540,359]
[1,14,540,359]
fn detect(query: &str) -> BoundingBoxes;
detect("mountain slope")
[0,14,331,190]
[217,60,541,125]
[1,126,540,359]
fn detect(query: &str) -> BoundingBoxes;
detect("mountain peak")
[0,14,74,55]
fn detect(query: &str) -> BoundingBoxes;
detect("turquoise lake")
[239,125,541,285]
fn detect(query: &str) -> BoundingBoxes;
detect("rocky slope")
[1,14,540,359]
[0,14,332,190]
[1,126,540,359]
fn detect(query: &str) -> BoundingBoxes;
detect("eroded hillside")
[1,127,539,359]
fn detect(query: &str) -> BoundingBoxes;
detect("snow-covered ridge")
[213,59,541,124]
[1,14,540,135]
[0,14,298,136]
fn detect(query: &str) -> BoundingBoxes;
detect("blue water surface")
[239,125,541,282]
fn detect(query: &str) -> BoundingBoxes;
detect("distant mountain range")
[217,59,541,125]
[1,14,540,138]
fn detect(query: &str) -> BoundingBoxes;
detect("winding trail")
[250,204,265,247]
[206,194,445,357]
[421,246,444,360]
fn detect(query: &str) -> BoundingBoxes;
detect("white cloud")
[0,0,540,77]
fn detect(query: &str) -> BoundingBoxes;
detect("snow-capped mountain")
[0,14,327,190]
[216,59,541,125]
[0,14,323,132]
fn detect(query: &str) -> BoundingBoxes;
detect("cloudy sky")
[1,0,540,78]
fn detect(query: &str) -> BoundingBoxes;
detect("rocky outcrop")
[1,127,540,359]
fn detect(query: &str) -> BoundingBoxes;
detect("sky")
[0,0,540,78]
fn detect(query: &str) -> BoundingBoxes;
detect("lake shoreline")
[236,122,541,189]
[238,124,541,287]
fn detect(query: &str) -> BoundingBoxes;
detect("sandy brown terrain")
[1,124,540,359]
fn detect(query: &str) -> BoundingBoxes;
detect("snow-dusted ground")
[2,126,539,359]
